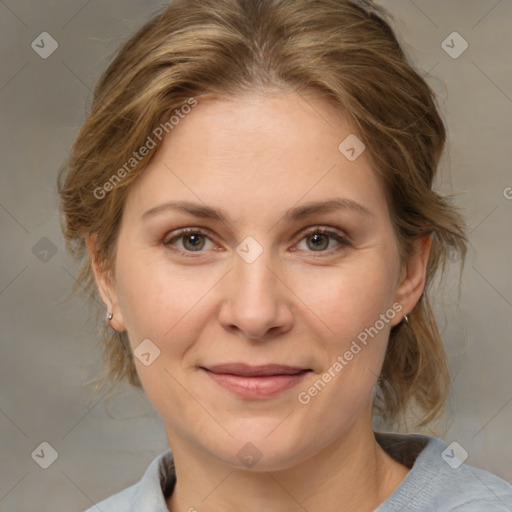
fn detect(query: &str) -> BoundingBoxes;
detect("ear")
[85,234,126,332]
[391,233,432,327]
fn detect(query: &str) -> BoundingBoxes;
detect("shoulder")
[83,483,138,512]
[83,449,175,512]
[376,432,512,511]
[442,458,512,510]
[453,464,512,512]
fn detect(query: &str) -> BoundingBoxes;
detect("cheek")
[115,248,218,358]
[300,256,399,343]
[294,255,399,398]
[115,259,212,423]
[116,236,399,360]
[292,269,397,428]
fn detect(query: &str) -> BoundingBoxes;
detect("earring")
[106,311,118,332]
[403,314,409,325]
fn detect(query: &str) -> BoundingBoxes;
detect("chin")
[202,422,317,472]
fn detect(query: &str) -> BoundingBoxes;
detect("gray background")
[1,0,511,510]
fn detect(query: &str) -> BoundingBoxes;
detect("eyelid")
[163,225,351,256]
[298,225,350,243]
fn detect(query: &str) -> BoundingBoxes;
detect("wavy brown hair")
[57,0,467,428]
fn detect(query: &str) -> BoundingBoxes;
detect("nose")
[217,246,294,341]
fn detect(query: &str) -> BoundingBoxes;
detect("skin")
[87,90,431,512]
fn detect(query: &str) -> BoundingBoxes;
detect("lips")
[200,363,312,399]
[203,363,311,377]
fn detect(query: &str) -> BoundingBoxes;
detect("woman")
[57,0,512,510]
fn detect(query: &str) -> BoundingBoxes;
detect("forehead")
[122,91,388,225]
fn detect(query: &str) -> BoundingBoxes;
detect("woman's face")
[91,91,428,471]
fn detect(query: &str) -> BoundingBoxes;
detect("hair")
[57,0,467,428]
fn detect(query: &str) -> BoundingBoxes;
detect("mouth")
[200,363,313,399]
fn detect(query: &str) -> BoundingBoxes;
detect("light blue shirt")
[84,433,512,511]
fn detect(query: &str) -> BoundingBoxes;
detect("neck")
[165,413,409,512]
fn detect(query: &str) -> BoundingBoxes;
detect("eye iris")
[183,233,205,251]
[307,233,329,251]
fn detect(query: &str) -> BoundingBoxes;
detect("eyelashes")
[163,226,351,258]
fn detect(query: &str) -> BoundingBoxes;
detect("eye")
[294,227,349,254]
[163,227,215,254]
[163,226,350,257]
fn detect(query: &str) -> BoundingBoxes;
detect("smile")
[200,364,312,400]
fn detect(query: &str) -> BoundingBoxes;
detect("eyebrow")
[141,198,373,227]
